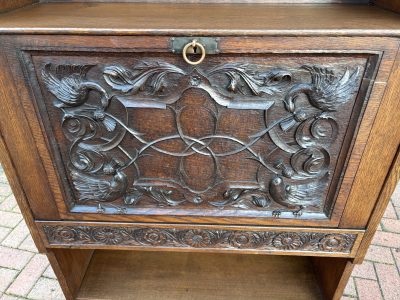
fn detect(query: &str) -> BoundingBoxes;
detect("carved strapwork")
[42,224,358,254]
[36,57,364,219]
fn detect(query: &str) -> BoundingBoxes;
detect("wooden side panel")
[0,0,36,13]
[46,249,94,300]
[0,45,59,220]
[354,146,400,263]
[340,45,400,228]
[312,257,355,300]
[0,131,45,252]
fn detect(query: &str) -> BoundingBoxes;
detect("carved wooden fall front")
[24,52,371,221]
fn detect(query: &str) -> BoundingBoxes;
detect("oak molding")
[38,221,364,257]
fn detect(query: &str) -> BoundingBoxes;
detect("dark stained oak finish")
[24,52,370,224]
[0,1,399,299]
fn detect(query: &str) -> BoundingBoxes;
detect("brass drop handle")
[182,40,206,65]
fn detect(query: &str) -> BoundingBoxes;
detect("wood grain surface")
[42,0,369,3]
[354,146,400,263]
[0,130,45,252]
[0,3,400,36]
[0,48,60,220]
[340,44,400,228]
[374,0,400,13]
[78,250,322,300]
[47,249,94,300]
[312,257,355,300]
[0,0,36,13]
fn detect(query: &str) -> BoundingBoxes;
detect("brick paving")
[0,164,398,300]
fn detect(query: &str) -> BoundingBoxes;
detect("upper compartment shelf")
[0,2,400,36]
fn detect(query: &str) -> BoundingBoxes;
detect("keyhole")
[193,45,198,54]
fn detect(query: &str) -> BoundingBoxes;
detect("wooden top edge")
[1,28,400,36]
[0,3,400,36]
[39,0,370,3]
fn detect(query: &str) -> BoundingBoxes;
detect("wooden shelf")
[0,2,400,36]
[77,250,322,300]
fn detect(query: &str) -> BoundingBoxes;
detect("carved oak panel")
[23,52,373,221]
[42,224,358,254]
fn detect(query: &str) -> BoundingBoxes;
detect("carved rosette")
[39,60,363,217]
[319,234,353,252]
[43,225,357,253]
[272,233,304,250]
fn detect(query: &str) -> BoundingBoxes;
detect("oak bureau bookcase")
[0,0,399,299]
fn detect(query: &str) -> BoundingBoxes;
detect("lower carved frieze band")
[42,224,358,254]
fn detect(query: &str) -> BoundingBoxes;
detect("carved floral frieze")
[43,225,357,253]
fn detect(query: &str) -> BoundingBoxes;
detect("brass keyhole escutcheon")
[182,40,206,65]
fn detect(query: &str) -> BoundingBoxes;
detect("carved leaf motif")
[125,186,187,207]
[302,233,325,250]
[92,110,117,132]
[210,189,271,209]
[103,62,186,94]
[103,66,135,93]
[207,63,292,96]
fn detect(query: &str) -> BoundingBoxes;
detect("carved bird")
[42,64,109,108]
[70,168,128,203]
[284,66,361,112]
[269,175,327,210]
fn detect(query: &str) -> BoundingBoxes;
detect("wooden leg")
[311,257,355,300]
[46,249,94,300]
